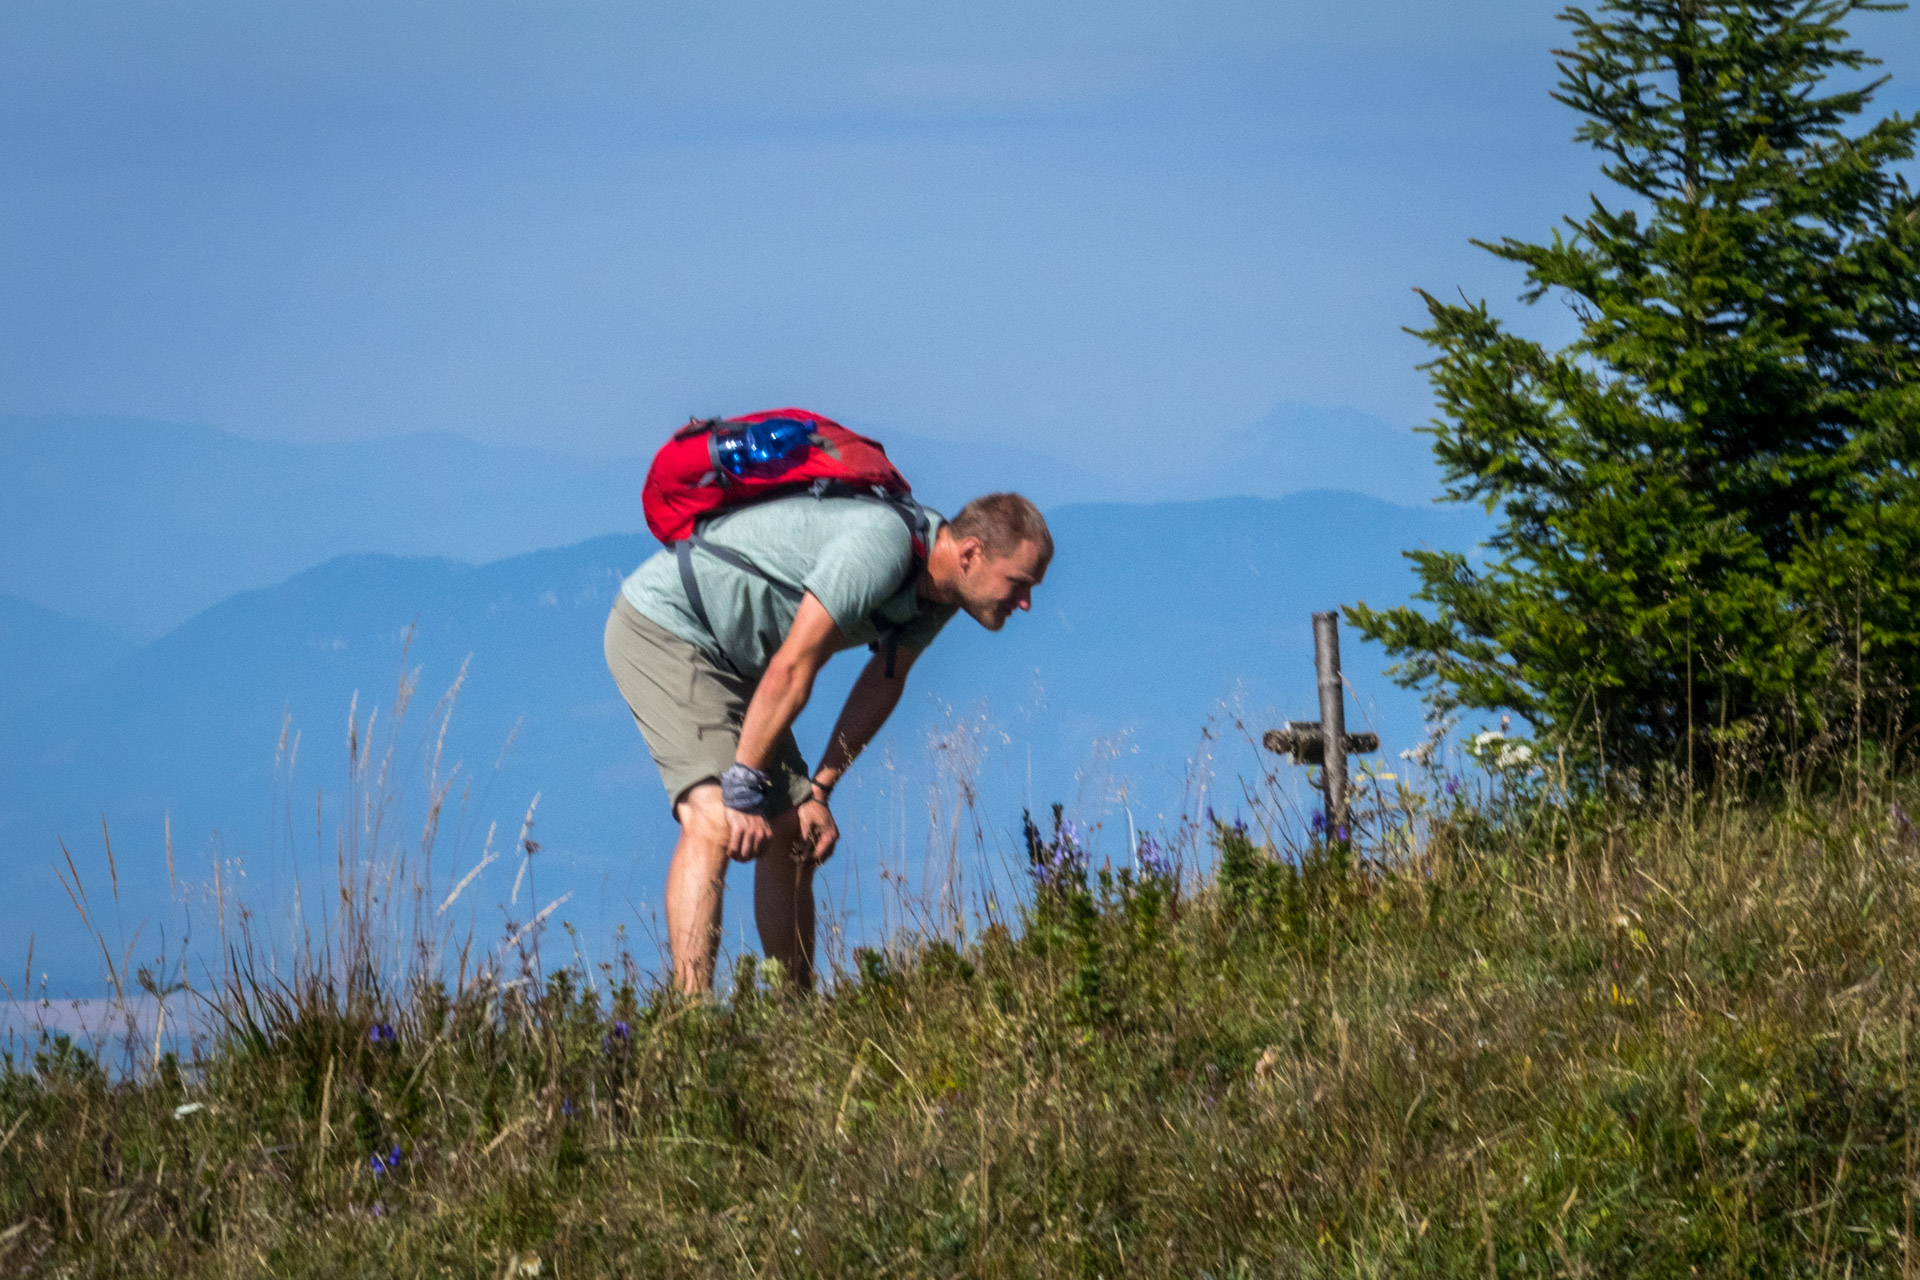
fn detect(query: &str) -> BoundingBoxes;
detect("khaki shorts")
[603,594,813,817]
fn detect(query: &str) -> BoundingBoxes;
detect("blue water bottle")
[712,417,813,478]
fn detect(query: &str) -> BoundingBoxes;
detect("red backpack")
[641,408,930,674]
[642,408,911,543]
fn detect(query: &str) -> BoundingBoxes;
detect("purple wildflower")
[1445,777,1462,798]
[368,1023,397,1046]
[602,1019,633,1055]
[1029,843,1083,889]
[1136,834,1172,881]
[1336,824,1350,842]
[369,1201,386,1219]
[1309,811,1327,836]
[562,1097,576,1118]
[1029,820,1088,891]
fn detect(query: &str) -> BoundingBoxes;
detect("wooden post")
[1262,613,1375,837]
[1313,610,1348,829]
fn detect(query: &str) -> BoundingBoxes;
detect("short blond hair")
[949,492,1052,560]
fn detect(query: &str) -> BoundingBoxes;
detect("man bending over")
[605,490,1052,993]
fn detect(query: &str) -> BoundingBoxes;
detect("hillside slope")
[0,789,1908,1276]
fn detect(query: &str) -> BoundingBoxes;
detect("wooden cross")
[1262,611,1378,827]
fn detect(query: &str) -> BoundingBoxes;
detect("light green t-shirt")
[621,495,958,677]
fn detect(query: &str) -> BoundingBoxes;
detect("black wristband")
[720,762,772,814]
[809,776,834,803]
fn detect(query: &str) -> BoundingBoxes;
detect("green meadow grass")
[5,780,1920,1277]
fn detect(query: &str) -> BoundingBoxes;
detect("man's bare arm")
[716,593,845,862]
[735,592,845,771]
[812,644,922,791]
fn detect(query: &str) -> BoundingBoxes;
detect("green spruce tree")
[1350,0,1920,778]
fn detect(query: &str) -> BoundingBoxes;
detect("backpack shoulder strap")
[835,489,931,679]
[675,530,801,675]
[674,538,738,674]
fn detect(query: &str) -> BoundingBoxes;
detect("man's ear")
[953,535,986,571]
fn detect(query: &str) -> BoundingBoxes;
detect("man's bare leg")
[667,784,804,994]
[754,849,818,991]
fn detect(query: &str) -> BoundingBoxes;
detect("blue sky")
[12,0,1912,477]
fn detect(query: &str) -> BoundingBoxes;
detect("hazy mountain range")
[2,498,1482,996]
[0,414,1469,997]
[0,407,1442,639]
[0,594,131,713]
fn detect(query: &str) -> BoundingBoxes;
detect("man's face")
[957,537,1049,631]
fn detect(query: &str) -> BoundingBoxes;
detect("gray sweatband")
[721,762,772,814]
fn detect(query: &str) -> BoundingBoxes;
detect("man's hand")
[724,807,772,862]
[796,798,839,865]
